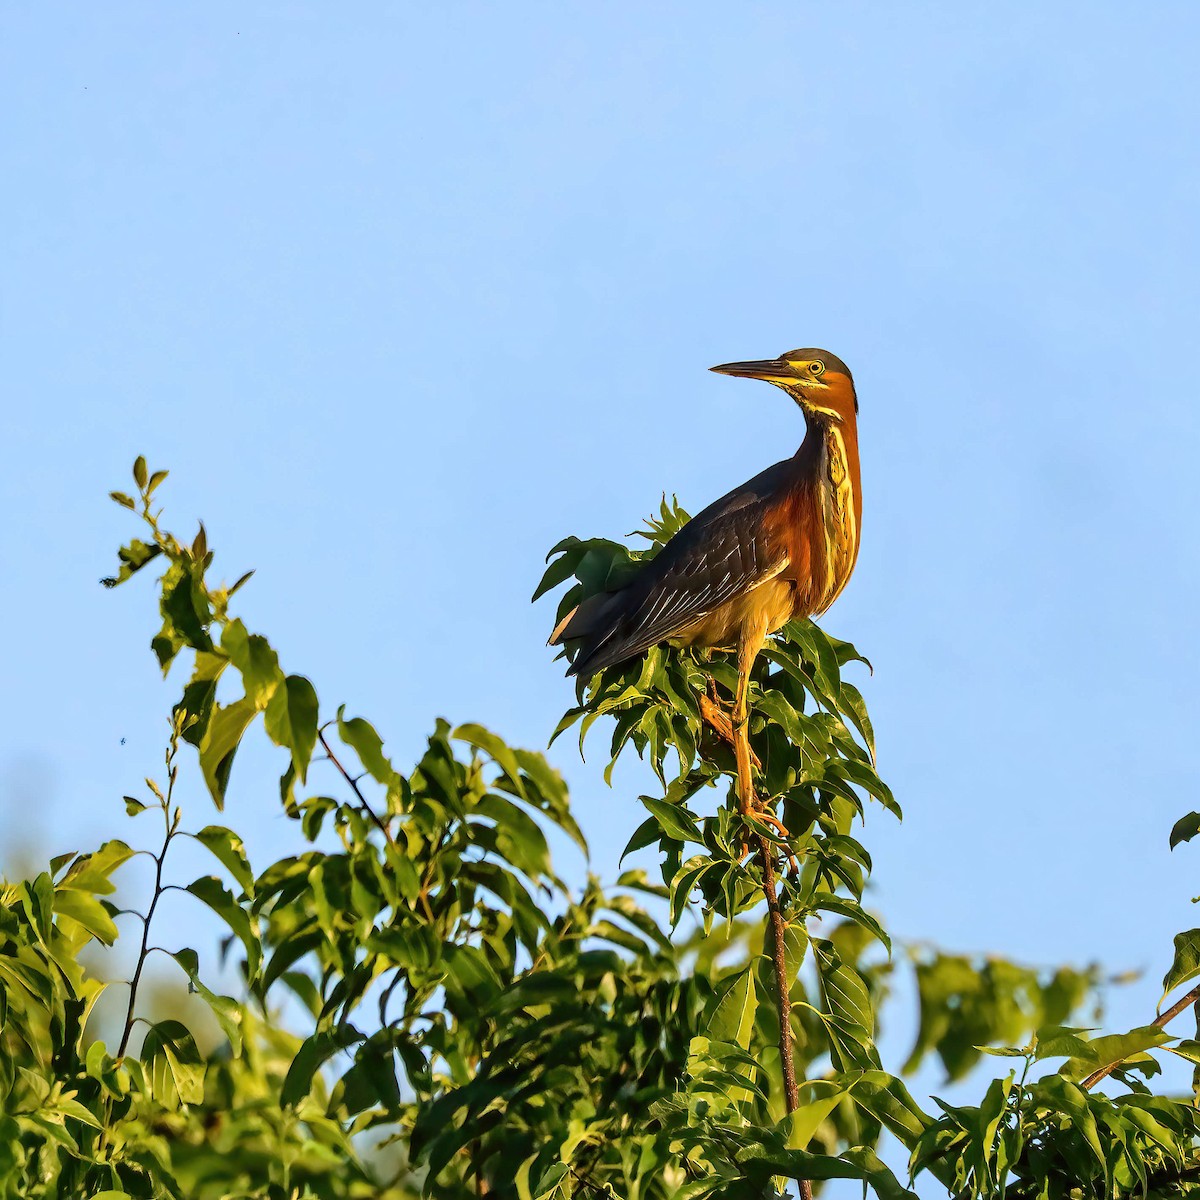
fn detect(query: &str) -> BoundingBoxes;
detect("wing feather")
[566,478,792,676]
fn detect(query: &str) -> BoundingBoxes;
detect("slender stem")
[758,831,800,1111]
[734,663,810,1200]
[1081,982,1200,1090]
[117,790,172,1057]
[318,729,396,849]
[473,1137,489,1196]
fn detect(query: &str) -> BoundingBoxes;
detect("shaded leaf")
[281,1024,363,1107]
[1171,812,1200,850]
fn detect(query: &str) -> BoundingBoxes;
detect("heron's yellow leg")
[733,620,767,821]
[699,677,761,769]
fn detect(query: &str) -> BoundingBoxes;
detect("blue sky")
[5,0,1200,1164]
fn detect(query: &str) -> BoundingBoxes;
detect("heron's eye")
[809,361,825,376]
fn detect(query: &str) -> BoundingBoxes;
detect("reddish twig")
[1081,982,1200,1090]
[733,706,809,1200]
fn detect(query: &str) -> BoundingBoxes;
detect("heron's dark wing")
[562,462,796,677]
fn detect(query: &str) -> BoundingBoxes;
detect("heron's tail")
[549,589,643,678]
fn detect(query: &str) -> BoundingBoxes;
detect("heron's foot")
[699,678,762,769]
[749,807,790,839]
[740,803,801,877]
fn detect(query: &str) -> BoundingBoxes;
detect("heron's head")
[710,348,857,423]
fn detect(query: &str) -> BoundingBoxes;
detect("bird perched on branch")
[550,348,862,821]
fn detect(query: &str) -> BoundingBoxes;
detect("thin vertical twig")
[118,736,180,1058]
[318,728,396,849]
[117,816,168,1058]
[757,833,799,1111]
[734,673,810,1200]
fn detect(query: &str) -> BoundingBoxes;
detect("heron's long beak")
[709,358,794,381]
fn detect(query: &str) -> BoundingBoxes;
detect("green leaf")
[837,680,876,759]
[811,895,891,954]
[850,1072,932,1146]
[141,1019,205,1107]
[737,1144,916,1198]
[474,794,552,878]
[186,876,261,981]
[785,1088,846,1150]
[620,815,660,862]
[281,1024,363,1107]
[815,940,873,1032]
[133,456,148,488]
[513,748,587,853]
[455,722,528,799]
[707,966,758,1049]
[1037,1076,1107,1173]
[442,943,502,1009]
[101,539,162,588]
[221,619,282,708]
[198,696,258,808]
[191,825,254,896]
[1162,930,1200,1006]
[783,922,810,981]
[60,840,135,894]
[1059,1025,1172,1081]
[532,545,587,601]
[264,674,319,784]
[46,1095,101,1128]
[338,707,397,785]
[161,563,213,650]
[639,794,701,843]
[814,939,879,1070]
[530,1163,570,1200]
[1165,1038,1200,1065]
[1171,812,1200,849]
[169,948,243,1054]
[669,856,714,925]
[1035,1025,1096,1061]
[260,926,325,995]
[52,888,118,945]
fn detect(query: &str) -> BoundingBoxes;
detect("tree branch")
[758,833,799,1108]
[318,728,396,849]
[1081,982,1200,1090]
[734,691,810,1200]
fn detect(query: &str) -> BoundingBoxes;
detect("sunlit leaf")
[141,1019,205,1107]
[1162,930,1200,1006]
[191,825,254,896]
[264,674,319,784]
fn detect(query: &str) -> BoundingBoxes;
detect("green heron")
[550,348,861,821]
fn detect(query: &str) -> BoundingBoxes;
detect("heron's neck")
[795,415,862,607]
[797,416,859,491]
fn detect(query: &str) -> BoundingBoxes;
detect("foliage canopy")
[3,461,1200,1198]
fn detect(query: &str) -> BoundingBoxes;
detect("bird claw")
[751,809,790,839]
[739,805,801,877]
